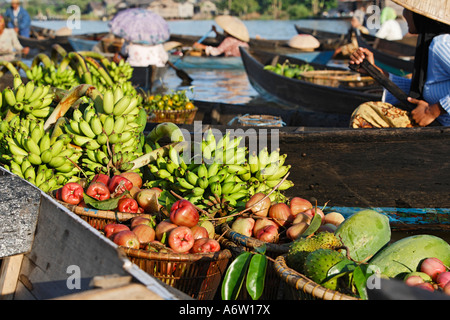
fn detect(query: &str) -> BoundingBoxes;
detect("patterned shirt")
[205,37,249,57]
[0,28,23,61]
[120,42,168,67]
[384,34,450,126]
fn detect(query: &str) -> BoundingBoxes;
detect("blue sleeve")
[4,8,14,28]
[383,73,412,105]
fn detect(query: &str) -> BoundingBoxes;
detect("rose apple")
[119,171,143,189]
[290,197,312,215]
[286,222,309,240]
[420,257,446,281]
[132,224,155,245]
[437,272,450,289]
[168,226,195,253]
[129,186,141,199]
[86,182,111,201]
[104,223,130,238]
[245,193,271,217]
[324,212,345,226]
[269,203,294,227]
[256,225,279,243]
[112,230,140,249]
[55,188,62,200]
[304,207,325,224]
[252,218,278,237]
[292,212,312,225]
[190,238,221,253]
[136,188,162,213]
[231,217,255,237]
[170,199,199,228]
[191,225,209,240]
[131,216,156,229]
[61,182,84,205]
[92,173,110,186]
[155,219,178,241]
[117,197,139,213]
[199,220,215,239]
[108,175,133,195]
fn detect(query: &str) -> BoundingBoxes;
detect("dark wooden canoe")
[19,26,73,54]
[166,122,450,230]
[239,47,382,114]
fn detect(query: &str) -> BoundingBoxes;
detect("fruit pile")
[143,90,195,112]
[284,209,450,299]
[403,257,450,295]
[263,61,314,79]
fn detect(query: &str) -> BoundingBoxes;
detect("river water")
[31,19,353,105]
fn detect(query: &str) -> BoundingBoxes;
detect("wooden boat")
[239,47,382,114]
[19,25,73,54]
[0,167,188,300]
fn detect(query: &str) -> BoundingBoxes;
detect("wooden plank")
[0,255,24,300]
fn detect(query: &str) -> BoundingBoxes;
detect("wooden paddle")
[166,60,193,84]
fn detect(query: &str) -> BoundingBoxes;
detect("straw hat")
[391,0,450,25]
[163,41,182,51]
[288,34,320,51]
[215,15,250,42]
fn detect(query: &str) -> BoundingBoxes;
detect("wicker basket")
[299,70,356,87]
[274,255,360,300]
[52,195,153,231]
[124,246,232,300]
[220,223,290,300]
[338,75,376,88]
[148,108,198,124]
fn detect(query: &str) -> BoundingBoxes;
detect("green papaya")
[335,209,391,262]
[369,234,450,279]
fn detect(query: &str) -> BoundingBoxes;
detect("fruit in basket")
[155,219,178,241]
[132,224,155,245]
[169,199,199,228]
[104,223,130,238]
[286,222,309,241]
[144,90,194,112]
[245,193,271,217]
[168,226,195,253]
[437,272,450,289]
[136,188,162,213]
[369,235,450,279]
[286,232,342,273]
[252,218,278,237]
[190,238,221,253]
[231,217,255,237]
[86,181,111,201]
[120,171,143,189]
[335,209,391,262]
[117,197,139,213]
[92,173,110,186]
[255,225,279,243]
[324,212,345,227]
[199,220,215,239]
[130,216,156,229]
[108,175,134,195]
[303,248,346,290]
[60,182,84,205]
[290,197,312,215]
[111,230,140,249]
[191,225,210,240]
[292,212,312,225]
[269,203,294,227]
[303,207,325,222]
[420,258,447,282]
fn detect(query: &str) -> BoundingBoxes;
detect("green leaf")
[301,211,322,238]
[353,266,369,300]
[327,259,356,280]
[82,191,129,211]
[246,254,267,300]
[253,244,266,255]
[221,251,252,300]
[158,189,177,211]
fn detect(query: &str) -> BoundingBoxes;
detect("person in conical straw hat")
[349,0,450,128]
[193,15,249,57]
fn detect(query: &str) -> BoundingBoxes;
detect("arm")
[349,47,389,77]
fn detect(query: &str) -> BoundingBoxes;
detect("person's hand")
[193,42,205,50]
[22,47,29,55]
[349,47,386,76]
[409,98,443,126]
[14,27,18,34]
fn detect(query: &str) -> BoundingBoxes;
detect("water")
[31,19,352,105]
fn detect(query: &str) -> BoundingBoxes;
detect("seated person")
[0,15,29,61]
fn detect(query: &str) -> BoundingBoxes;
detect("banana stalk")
[146,122,185,144]
[67,52,92,85]
[84,56,114,87]
[31,53,54,69]
[130,141,188,170]
[50,44,68,62]
[0,61,20,78]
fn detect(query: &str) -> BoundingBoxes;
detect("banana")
[24,166,36,184]
[121,95,139,115]
[85,139,101,151]
[79,118,96,138]
[108,133,120,144]
[177,177,195,190]
[25,137,41,155]
[71,133,93,147]
[277,179,294,191]
[197,163,208,179]
[31,106,52,118]
[155,169,171,179]
[15,84,25,103]
[83,106,96,123]
[96,132,108,145]
[24,81,35,101]
[259,161,281,179]
[113,85,124,105]
[231,182,246,194]
[210,182,222,196]
[113,95,131,116]
[28,153,42,166]
[226,191,248,201]
[113,115,126,134]
[185,170,199,186]
[55,161,75,173]
[69,119,81,134]
[13,74,22,89]
[48,156,66,168]
[258,147,270,170]
[40,149,52,164]
[103,115,114,135]
[30,126,43,144]
[102,89,114,114]
[4,87,16,106]
[50,139,65,157]
[8,142,28,157]
[72,108,84,122]
[169,145,180,166]
[207,162,220,178]
[226,164,247,175]
[28,86,44,102]
[89,114,103,136]
[221,182,236,195]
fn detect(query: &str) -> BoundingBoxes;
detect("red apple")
[231,217,255,237]
[155,219,178,241]
[136,188,162,213]
[245,193,271,217]
[92,173,110,186]
[191,225,209,240]
[415,282,435,292]
[269,203,294,227]
[119,171,143,189]
[190,238,221,253]
[255,225,279,243]
[104,223,130,238]
[111,230,140,249]
[252,218,278,237]
[132,224,155,245]
[290,197,312,215]
[420,257,447,281]
[168,226,195,253]
[170,199,199,228]
[130,216,156,229]
[286,222,309,240]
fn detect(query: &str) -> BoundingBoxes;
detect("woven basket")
[124,246,232,300]
[148,108,198,124]
[299,70,356,87]
[220,223,290,300]
[338,75,376,88]
[52,195,153,231]
[274,255,360,300]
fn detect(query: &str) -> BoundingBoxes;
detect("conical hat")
[288,34,320,51]
[215,15,250,42]
[391,0,450,25]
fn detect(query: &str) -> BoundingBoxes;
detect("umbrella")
[109,8,170,45]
